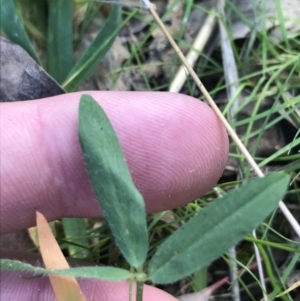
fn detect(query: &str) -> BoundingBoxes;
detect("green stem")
[135,280,144,301]
[135,266,146,301]
[245,236,300,253]
[129,274,133,301]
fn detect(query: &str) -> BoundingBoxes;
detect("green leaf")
[62,4,121,91]
[51,266,131,281]
[62,7,136,92]
[0,259,45,274]
[148,172,289,284]
[78,94,149,268]
[0,0,40,63]
[47,0,73,83]
[62,218,89,259]
[0,259,131,281]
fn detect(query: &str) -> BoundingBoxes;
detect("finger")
[1,91,228,234]
[0,272,178,301]
[0,250,178,301]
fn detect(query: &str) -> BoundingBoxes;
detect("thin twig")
[142,0,300,239]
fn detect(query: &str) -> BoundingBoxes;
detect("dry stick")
[146,4,300,238]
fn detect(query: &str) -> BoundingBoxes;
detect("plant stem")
[135,266,146,301]
[135,280,144,301]
[129,273,133,301]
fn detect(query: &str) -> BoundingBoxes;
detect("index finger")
[0,91,228,234]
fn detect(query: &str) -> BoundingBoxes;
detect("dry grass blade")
[276,279,300,297]
[36,211,87,301]
[169,12,217,92]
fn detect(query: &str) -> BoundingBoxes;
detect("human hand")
[0,91,228,300]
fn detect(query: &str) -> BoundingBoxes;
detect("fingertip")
[1,92,228,233]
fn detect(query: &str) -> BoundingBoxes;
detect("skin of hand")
[0,91,229,301]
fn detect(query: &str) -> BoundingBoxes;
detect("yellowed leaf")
[36,211,87,301]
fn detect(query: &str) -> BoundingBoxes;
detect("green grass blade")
[269,253,300,300]
[191,267,208,292]
[47,0,73,83]
[78,94,148,268]
[62,5,132,92]
[0,0,40,63]
[258,137,300,167]
[274,0,290,50]
[14,0,47,43]
[74,0,101,48]
[62,218,89,259]
[148,172,290,284]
